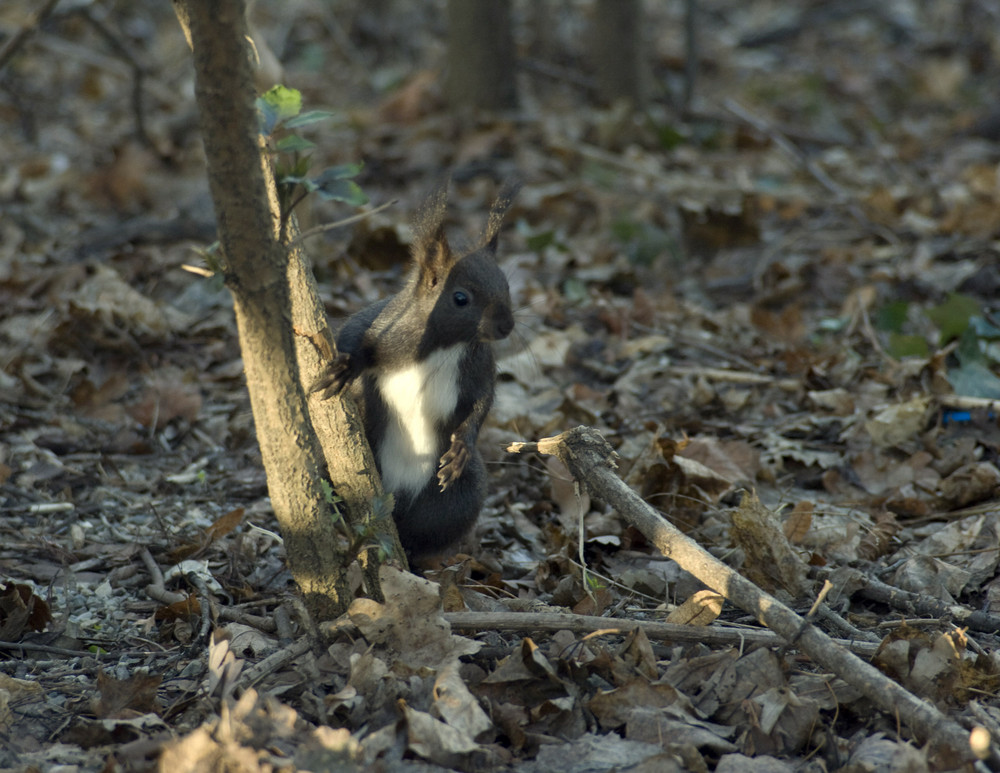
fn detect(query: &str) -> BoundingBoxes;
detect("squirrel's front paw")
[437,435,470,490]
[309,353,353,400]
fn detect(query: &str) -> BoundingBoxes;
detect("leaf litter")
[3,0,1000,770]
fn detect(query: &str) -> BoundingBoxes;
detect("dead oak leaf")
[94,670,161,719]
[729,491,808,598]
[0,582,52,639]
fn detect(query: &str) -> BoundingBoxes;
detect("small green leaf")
[257,85,302,135]
[875,300,909,333]
[312,175,368,206]
[585,574,606,591]
[280,155,312,178]
[372,492,395,522]
[316,162,364,181]
[956,326,984,366]
[525,229,557,252]
[279,176,317,195]
[887,333,929,359]
[284,110,338,129]
[275,135,315,153]
[926,292,980,344]
[655,123,686,150]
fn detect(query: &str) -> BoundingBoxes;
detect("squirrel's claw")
[309,353,352,400]
[437,434,469,490]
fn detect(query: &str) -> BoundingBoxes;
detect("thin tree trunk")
[173,0,402,622]
[591,0,646,108]
[446,0,518,111]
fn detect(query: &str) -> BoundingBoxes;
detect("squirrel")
[313,181,518,559]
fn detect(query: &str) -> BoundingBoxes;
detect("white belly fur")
[377,344,464,497]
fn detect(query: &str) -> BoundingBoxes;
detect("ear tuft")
[412,177,450,249]
[411,178,454,282]
[482,179,521,252]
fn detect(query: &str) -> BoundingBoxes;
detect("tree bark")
[591,0,646,108]
[446,0,518,111]
[174,0,402,622]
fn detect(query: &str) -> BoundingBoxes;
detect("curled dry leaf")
[666,589,724,626]
[432,659,493,740]
[402,703,480,765]
[0,582,52,639]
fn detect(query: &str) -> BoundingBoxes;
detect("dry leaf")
[433,659,493,740]
[94,671,162,719]
[0,582,52,639]
[782,501,813,544]
[729,491,809,597]
[666,590,724,626]
[864,397,932,448]
[348,566,479,670]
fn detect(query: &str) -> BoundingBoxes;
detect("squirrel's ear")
[412,177,449,248]
[415,228,454,287]
[411,178,455,284]
[482,179,521,253]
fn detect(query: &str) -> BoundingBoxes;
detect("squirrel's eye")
[453,290,469,307]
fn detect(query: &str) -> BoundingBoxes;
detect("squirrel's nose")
[496,309,514,339]
[482,307,514,341]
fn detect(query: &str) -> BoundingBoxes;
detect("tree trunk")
[173,0,403,622]
[446,0,518,111]
[591,0,646,108]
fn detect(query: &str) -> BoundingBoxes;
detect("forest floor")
[3,1,1000,771]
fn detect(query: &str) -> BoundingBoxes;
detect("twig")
[443,611,880,657]
[0,640,118,659]
[507,427,976,763]
[238,637,313,689]
[285,199,397,249]
[817,605,881,643]
[140,547,186,605]
[185,570,216,644]
[937,395,1000,412]
[664,365,800,391]
[217,605,276,633]
[0,0,62,73]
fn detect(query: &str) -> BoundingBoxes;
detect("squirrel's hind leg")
[395,451,486,560]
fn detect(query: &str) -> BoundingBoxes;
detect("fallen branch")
[849,570,1000,634]
[443,611,880,657]
[663,365,800,391]
[507,427,977,766]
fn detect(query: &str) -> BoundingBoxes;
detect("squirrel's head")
[409,181,518,355]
